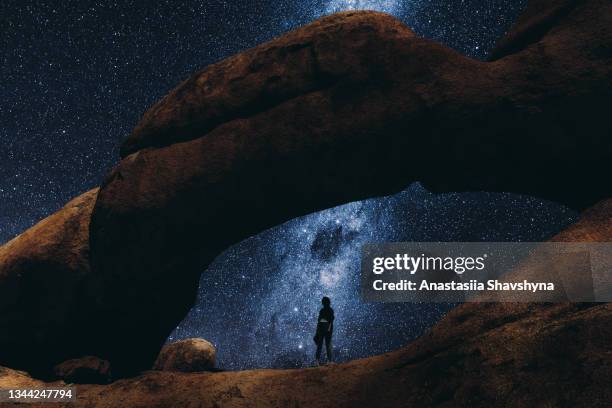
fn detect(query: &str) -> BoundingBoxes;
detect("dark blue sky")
[1,0,529,243]
[171,184,576,370]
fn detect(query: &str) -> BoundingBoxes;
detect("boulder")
[153,338,216,372]
[53,356,111,384]
[0,188,98,377]
[90,0,612,374]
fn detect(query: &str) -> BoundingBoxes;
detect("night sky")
[2,1,578,370]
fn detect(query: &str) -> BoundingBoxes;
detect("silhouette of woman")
[313,296,334,365]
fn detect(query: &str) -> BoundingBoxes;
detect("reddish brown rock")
[0,366,48,389]
[0,189,98,377]
[34,303,611,408]
[551,198,612,242]
[0,0,610,379]
[489,0,581,60]
[153,338,216,372]
[0,200,609,407]
[53,356,111,384]
[49,198,611,407]
[118,3,612,210]
[120,11,418,157]
[90,0,612,374]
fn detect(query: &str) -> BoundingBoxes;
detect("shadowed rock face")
[117,3,612,209]
[90,0,612,374]
[0,200,610,407]
[489,0,584,60]
[120,12,418,158]
[0,189,98,377]
[53,356,112,385]
[0,0,610,379]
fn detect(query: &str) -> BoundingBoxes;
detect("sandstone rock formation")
[0,0,610,379]
[153,338,216,372]
[0,189,98,377]
[45,305,612,408]
[0,366,48,389]
[89,0,612,374]
[489,0,583,60]
[3,199,608,408]
[475,198,612,303]
[53,356,111,385]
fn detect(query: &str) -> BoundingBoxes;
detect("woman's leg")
[325,332,333,362]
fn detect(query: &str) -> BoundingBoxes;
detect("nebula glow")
[170,184,576,370]
[3,0,538,372]
[323,0,405,15]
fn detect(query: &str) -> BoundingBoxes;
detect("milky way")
[323,0,406,15]
[2,0,573,370]
[1,1,529,246]
[169,184,576,369]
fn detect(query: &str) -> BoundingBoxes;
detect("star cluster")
[170,184,576,369]
[1,0,574,370]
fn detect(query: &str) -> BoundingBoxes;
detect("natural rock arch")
[0,0,610,377]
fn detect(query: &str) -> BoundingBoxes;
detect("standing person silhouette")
[313,296,334,365]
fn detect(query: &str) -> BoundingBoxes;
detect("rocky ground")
[2,302,610,407]
[0,0,611,406]
[1,198,611,407]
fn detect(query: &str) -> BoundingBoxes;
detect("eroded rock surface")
[0,189,98,377]
[37,304,612,408]
[153,338,216,372]
[8,199,610,407]
[53,356,111,385]
[0,0,610,378]
[120,12,418,157]
[90,0,612,374]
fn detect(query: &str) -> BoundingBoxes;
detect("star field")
[1,0,576,370]
[1,0,528,244]
[170,184,576,369]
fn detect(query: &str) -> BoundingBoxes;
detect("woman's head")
[321,296,331,307]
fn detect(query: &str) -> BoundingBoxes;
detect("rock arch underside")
[0,0,611,406]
